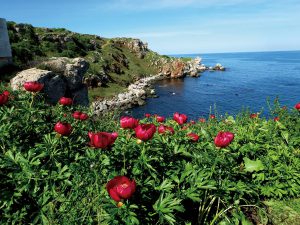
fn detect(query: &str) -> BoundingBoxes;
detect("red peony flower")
[88,131,118,149]
[54,122,72,136]
[214,131,234,148]
[59,97,73,106]
[73,111,81,119]
[210,115,216,119]
[173,112,188,125]
[274,117,279,121]
[23,81,44,92]
[0,93,8,105]
[106,176,136,202]
[187,133,199,142]
[199,118,206,123]
[158,125,174,135]
[190,120,196,124]
[156,115,165,123]
[120,116,139,129]
[3,90,10,96]
[250,113,258,119]
[295,102,300,111]
[72,111,89,121]
[134,124,156,141]
[111,132,118,140]
[145,113,151,118]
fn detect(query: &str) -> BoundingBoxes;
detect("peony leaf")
[281,131,289,144]
[243,157,265,172]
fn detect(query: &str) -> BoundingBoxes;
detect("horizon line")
[167,49,300,56]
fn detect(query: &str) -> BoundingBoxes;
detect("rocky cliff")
[4,21,207,104]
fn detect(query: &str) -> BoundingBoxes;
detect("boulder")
[10,57,90,106]
[212,63,226,71]
[11,68,55,90]
[72,85,89,106]
[11,68,67,104]
[43,75,66,103]
[42,57,89,90]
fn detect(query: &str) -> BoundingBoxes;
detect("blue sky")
[2,0,300,54]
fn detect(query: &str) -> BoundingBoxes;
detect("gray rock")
[11,68,54,90]
[44,75,66,103]
[72,85,89,106]
[64,58,89,90]
[11,57,90,106]
[41,57,89,90]
[91,74,161,115]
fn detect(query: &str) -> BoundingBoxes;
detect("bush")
[0,85,300,224]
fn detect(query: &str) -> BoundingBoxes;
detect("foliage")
[1,85,300,224]
[5,21,169,98]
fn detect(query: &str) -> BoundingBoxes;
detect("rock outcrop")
[161,60,186,78]
[114,38,148,59]
[10,57,89,106]
[184,57,207,77]
[211,63,226,71]
[92,75,161,115]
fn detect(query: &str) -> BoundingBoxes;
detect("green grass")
[179,57,192,62]
[88,83,126,101]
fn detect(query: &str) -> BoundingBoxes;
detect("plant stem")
[30,93,35,108]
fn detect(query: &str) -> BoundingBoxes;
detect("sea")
[129,51,300,119]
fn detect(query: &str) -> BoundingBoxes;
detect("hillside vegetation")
[4,22,174,100]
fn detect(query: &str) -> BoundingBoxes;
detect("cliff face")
[5,21,190,100]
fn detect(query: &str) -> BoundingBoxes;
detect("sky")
[1,0,300,54]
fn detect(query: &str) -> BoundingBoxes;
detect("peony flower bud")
[54,122,72,136]
[187,133,199,142]
[23,81,44,92]
[158,125,174,135]
[59,97,73,106]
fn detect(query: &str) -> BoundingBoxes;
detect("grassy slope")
[4,22,168,100]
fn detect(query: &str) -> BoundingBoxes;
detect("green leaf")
[281,131,289,144]
[243,157,265,172]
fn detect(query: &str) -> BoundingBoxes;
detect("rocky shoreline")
[91,57,226,115]
[8,56,225,116]
[92,74,162,115]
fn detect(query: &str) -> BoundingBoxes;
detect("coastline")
[91,57,226,115]
[91,74,163,115]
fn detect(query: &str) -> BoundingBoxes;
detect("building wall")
[0,18,12,59]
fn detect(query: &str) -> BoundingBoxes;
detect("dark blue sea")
[129,51,300,119]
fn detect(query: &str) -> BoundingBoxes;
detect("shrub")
[0,85,300,224]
